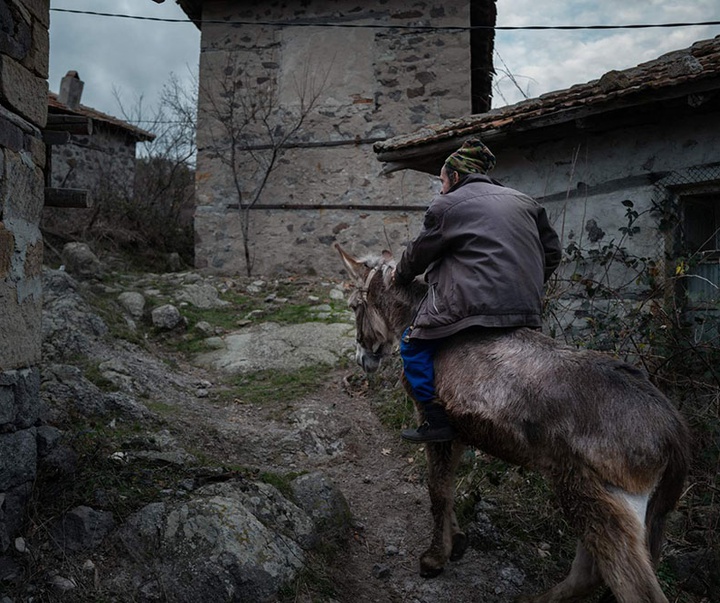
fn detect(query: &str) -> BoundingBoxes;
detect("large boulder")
[42,269,108,361]
[107,477,351,602]
[49,506,115,552]
[177,283,229,309]
[61,242,104,280]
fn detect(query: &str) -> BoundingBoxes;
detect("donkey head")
[335,244,397,373]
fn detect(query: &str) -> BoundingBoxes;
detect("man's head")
[441,137,496,193]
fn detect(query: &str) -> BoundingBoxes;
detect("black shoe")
[401,421,457,443]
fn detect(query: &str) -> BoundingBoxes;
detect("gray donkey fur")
[336,244,690,603]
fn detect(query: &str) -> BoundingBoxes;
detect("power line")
[49,8,720,31]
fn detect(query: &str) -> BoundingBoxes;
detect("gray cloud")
[49,0,720,122]
[49,0,199,120]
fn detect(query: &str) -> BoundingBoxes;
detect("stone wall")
[194,0,471,276]
[42,125,138,235]
[0,0,49,552]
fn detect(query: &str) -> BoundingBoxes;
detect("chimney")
[58,70,84,109]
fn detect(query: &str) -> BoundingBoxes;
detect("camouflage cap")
[444,137,496,175]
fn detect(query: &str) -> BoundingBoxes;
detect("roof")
[374,35,720,174]
[48,92,156,142]
[176,0,202,28]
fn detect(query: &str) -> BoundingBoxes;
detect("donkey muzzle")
[356,344,381,373]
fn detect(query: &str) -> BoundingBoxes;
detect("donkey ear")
[335,243,367,281]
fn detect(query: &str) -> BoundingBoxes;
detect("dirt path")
[159,355,533,603]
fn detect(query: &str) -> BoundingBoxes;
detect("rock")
[49,506,115,552]
[177,284,229,309]
[151,304,183,330]
[36,425,62,457]
[372,563,391,579]
[195,322,355,374]
[116,430,197,466]
[47,574,77,592]
[110,480,311,602]
[194,320,214,337]
[0,484,32,553]
[0,367,41,429]
[41,365,152,423]
[40,444,78,476]
[42,270,108,361]
[61,242,104,280]
[14,537,27,554]
[385,545,399,556]
[117,291,145,319]
[82,558,99,589]
[290,472,351,544]
[166,252,183,272]
[0,430,37,491]
[102,392,152,421]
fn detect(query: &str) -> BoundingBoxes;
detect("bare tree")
[97,73,198,265]
[200,55,328,276]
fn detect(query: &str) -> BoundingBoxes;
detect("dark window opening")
[681,193,720,308]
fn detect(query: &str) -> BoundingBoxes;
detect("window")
[682,193,720,308]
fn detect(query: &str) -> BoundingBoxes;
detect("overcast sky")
[48,1,720,124]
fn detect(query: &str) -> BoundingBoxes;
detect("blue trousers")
[399,327,442,404]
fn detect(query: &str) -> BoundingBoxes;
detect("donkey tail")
[646,428,690,565]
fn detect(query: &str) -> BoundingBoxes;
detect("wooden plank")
[44,188,93,208]
[45,114,93,135]
[42,130,71,145]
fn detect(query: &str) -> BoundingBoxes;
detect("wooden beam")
[45,115,93,135]
[42,130,71,145]
[44,188,92,208]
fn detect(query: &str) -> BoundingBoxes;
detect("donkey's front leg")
[420,439,466,577]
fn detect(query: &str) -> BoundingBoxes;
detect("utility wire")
[49,8,720,31]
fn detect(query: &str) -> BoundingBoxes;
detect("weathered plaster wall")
[194,0,470,276]
[494,111,720,251]
[0,0,49,551]
[490,110,720,335]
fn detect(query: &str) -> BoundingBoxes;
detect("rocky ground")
[1,243,716,603]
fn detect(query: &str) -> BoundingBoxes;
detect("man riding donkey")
[392,138,562,443]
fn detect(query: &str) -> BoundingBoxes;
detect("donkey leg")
[515,541,602,603]
[557,480,668,603]
[584,489,668,603]
[419,439,465,577]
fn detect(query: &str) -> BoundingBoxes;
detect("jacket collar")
[447,172,497,194]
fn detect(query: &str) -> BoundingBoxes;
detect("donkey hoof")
[419,564,443,579]
[449,533,468,561]
[419,553,444,578]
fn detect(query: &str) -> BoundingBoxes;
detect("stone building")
[42,70,155,237]
[178,0,494,276]
[374,36,720,340]
[0,0,49,552]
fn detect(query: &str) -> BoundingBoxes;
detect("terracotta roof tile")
[48,92,155,142]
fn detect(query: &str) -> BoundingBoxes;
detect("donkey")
[335,243,690,603]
